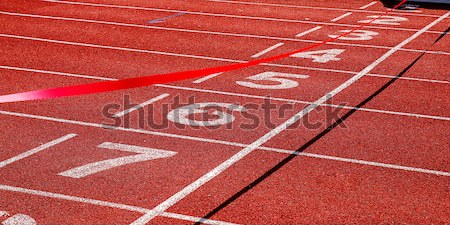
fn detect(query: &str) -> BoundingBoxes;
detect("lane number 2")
[358,15,408,25]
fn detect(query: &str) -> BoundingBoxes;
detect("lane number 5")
[236,72,309,89]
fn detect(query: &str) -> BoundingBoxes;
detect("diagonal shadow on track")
[195,26,449,224]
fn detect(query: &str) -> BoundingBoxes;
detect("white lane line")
[209,0,441,18]
[0,184,237,225]
[272,150,450,176]
[0,110,448,176]
[251,42,284,58]
[193,72,223,83]
[0,34,363,75]
[359,1,377,10]
[130,12,450,224]
[362,72,449,84]
[0,110,246,148]
[2,51,449,84]
[113,93,170,118]
[330,12,353,22]
[1,11,449,56]
[0,65,115,81]
[2,65,448,119]
[0,184,149,213]
[29,2,443,34]
[2,34,449,83]
[295,26,322,38]
[0,134,77,168]
[0,33,240,63]
[156,84,450,121]
[0,65,119,81]
[131,12,450,225]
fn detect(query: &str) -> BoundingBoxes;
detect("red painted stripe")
[0,0,407,103]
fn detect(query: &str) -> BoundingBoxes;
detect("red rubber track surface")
[0,0,449,224]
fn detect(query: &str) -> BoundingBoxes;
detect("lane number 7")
[59,142,177,178]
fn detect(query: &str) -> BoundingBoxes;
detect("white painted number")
[358,15,408,25]
[59,142,176,178]
[291,49,345,63]
[328,30,379,41]
[167,102,246,127]
[236,72,309,89]
[0,211,36,225]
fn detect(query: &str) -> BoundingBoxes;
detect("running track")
[0,0,449,224]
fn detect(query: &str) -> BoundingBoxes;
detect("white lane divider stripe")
[156,84,450,121]
[0,184,238,225]
[295,26,322,37]
[359,2,377,10]
[0,110,448,176]
[193,72,223,83]
[113,94,170,118]
[1,13,449,56]
[330,12,353,22]
[1,65,448,120]
[251,42,284,58]
[209,0,435,17]
[0,8,443,35]
[2,62,449,84]
[0,134,77,168]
